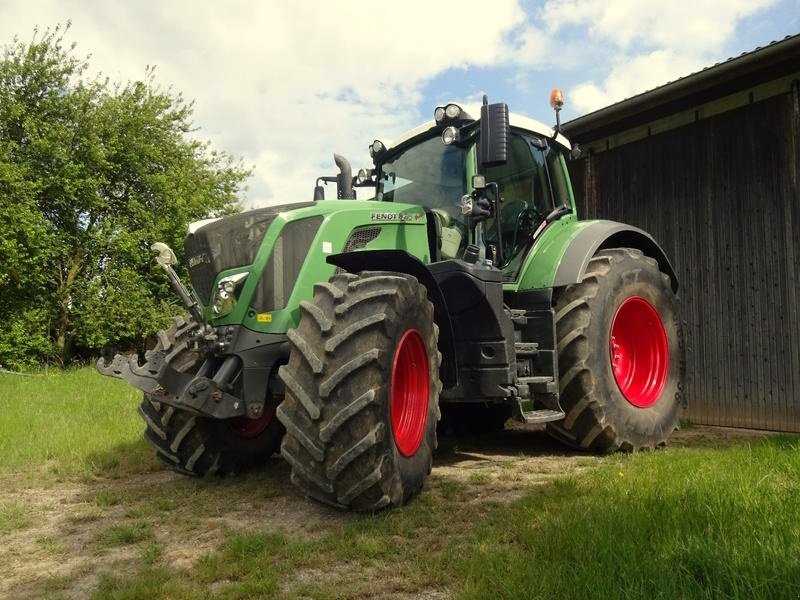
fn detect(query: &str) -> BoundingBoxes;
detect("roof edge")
[563,33,800,138]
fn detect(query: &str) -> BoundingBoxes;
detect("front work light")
[370,140,386,159]
[445,103,461,119]
[441,126,460,145]
[434,103,472,124]
[356,168,373,185]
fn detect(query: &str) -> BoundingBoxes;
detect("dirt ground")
[0,424,779,599]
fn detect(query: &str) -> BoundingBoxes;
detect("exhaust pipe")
[334,153,355,199]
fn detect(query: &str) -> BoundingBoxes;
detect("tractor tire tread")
[278,271,440,511]
[547,248,683,452]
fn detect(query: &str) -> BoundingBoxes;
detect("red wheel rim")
[610,297,669,408]
[228,404,275,439]
[390,329,429,457]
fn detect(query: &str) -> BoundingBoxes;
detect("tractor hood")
[184,203,315,304]
[184,200,432,333]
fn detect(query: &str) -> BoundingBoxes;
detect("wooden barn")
[563,34,800,431]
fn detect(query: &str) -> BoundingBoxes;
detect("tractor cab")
[367,99,575,280]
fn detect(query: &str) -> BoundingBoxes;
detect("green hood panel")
[205,201,431,333]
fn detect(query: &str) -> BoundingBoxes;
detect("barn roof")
[563,33,800,143]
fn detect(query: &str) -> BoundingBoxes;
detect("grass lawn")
[1,367,799,599]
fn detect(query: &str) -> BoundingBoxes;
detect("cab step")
[514,342,539,356]
[514,375,564,423]
[516,375,558,395]
[517,408,566,424]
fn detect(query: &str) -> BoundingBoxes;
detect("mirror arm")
[485,182,503,267]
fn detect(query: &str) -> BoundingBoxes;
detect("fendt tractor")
[99,93,685,511]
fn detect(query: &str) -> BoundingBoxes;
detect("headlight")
[212,272,249,316]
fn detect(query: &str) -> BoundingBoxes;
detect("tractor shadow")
[433,423,585,467]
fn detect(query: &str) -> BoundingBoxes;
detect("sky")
[1,1,798,208]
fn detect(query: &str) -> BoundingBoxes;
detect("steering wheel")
[515,207,543,238]
[493,202,543,261]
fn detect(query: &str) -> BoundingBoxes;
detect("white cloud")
[0,0,525,206]
[570,49,707,113]
[536,0,777,113]
[542,0,774,53]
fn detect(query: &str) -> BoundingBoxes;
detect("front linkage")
[97,243,288,475]
[99,243,255,420]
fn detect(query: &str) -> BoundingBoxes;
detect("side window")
[484,133,553,217]
[544,147,571,208]
[483,133,554,273]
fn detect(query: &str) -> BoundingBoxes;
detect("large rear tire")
[277,271,441,511]
[547,248,685,452]
[139,317,284,476]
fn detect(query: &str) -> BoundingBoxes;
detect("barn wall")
[568,88,800,431]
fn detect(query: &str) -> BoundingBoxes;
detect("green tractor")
[99,94,684,511]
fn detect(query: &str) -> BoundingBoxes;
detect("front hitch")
[97,353,248,419]
[96,317,248,419]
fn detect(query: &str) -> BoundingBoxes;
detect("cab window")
[379,136,466,209]
[378,135,468,259]
[483,132,553,274]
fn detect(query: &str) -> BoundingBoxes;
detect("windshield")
[378,136,466,209]
[378,136,468,259]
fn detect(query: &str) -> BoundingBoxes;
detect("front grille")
[183,203,314,304]
[253,216,323,312]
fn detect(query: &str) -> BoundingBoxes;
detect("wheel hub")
[390,329,429,457]
[609,296,669,408]
[228,404,275,439]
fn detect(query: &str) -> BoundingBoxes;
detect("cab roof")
[382,112,572,157]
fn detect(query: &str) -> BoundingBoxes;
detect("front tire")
[547,248,685,452]
[277,271,441,511]
[139,317,284,476]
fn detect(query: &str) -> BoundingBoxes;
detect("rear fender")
[553,221,679,292]
[327,249,458,388]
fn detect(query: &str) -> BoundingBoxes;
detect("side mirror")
[313,185,325,201]
[479,98,509,168]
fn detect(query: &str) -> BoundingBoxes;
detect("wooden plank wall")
[567,90,800,431]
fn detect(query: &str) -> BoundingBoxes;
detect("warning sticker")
[256,313,272,323]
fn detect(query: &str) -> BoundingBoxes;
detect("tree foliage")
[0,24,250,368]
